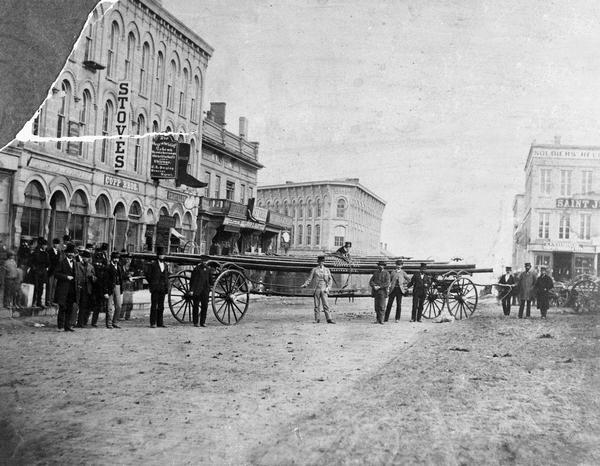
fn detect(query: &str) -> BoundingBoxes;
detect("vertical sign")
[114,81,131,170]
[151,135,178,178]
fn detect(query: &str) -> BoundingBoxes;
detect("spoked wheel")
[211,269,250,325]
[168,270,194,323]
[569,279,599,312]
[422,282,444,319]
[446,276,478,319]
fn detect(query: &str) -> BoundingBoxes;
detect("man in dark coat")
[408,263,431,322]
[534,266,554,319]
[105,251,128,328]
[335,241,352,257]
[30,237,49,307]
[369,260,390,324]
[45,238,61,306]
[517,262,537,318]
[90,250,110,328]
[76,250,96,327]
[384,259,410,322]
[190,255,213,327]
[146,247,170,328]
[54,243,77,332]
[498,266,516,316]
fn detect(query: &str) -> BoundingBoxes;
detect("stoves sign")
[151,135,179,179]
[114,81,131,170]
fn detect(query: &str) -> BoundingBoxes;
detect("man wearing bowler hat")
[517,262,537,318]
[369,260,390,324]
[146,246,170,328]
[190,255,213,327]
[498,266,515,316]
[301,255,335,323]
[384,259,410,322]
[408,263,431,322]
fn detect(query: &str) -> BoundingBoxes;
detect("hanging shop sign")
[151,135,178,179]
[114,81,131,170]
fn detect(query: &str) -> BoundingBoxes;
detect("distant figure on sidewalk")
[190,255,212,327]
[301,255,335,323]
[517,262,537,319]
[146,247,170,328]
[76,250,96,327]
[408,263,431,323]
[3,251,20,310]
[335,241,352,258]
[54,243,77,332]
[498,266,515,316]
[45,238,61,306]
[30,237,49,308]
[369,260,390,324]
[534,266,553,319]
[384,259,409,322]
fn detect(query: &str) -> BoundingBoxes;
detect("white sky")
[165,0,600,267]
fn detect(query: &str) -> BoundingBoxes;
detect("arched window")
[107,21,119,78]
[155,51,164,101]
[134,114,145,173]
[297,225,303,245]
[182,212,194,243]
[152,120,159,134]
[306,225,312,246]
[283,201,289,216]
[180,68,189,115]
[101,100,114,163]
[49,191,69,241]
[83,11,97,62]
[56,80,71,150]
[316,199,322,217]
[127,201,142,252]
[298,201,304,219]
[69,190,89,244]
[291,201,296,218]
[21,181,45,237]
[275,200,280,212]
[166,59,177,109]
[80,89,92,158]
[92,195,110,244]
[191,75,200,121]
[307,200,313,218]
[125,32,135,80]
[336,199,347,218]
[140,41,150,95]
[113,202,127,252]
[315,224,321,246]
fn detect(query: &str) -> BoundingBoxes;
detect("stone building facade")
[257,179,386,256]
[513,141,600,280]
[0,0,212,252]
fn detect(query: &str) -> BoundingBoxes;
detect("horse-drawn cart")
[129,252,493,325]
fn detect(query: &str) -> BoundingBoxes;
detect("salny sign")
[556,198,600,209]
[114,81,131,170]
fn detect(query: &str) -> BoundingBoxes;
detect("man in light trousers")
[301,255,335,324]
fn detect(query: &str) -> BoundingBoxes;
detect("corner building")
[513,142,600,280]
[257,179,386,256]
[0,0,213,251]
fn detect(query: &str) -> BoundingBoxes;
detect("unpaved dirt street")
[1,297,599,465]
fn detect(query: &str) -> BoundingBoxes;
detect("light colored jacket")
[303,266,332,292]
[389,268,410,294]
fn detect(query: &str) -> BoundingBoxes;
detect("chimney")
[554,135,561,145]
[210,102,226,126]
[239,117,248,139]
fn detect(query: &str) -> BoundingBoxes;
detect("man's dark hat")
[420,262,427,268]
[199,254,210,261]
[65,243,76,254]
[52,238,60,245]
[38,237,47,245]
[63,234,71,242]
[344,241,352,247]
[85,243,94,250]
[81,250,91,258]
[317,255,326,262]
[377,260,387,266]
[110,251,120,259]
[505,266,512,271]
[525,262,531,266]
[100,243,109,251]
[156,246,165,256]
[395,259,404,266]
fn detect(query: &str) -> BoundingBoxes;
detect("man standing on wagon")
[301,255,335,324]
[369,260,390,324]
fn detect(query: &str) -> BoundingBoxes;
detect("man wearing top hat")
[534,266,553,319]
[146,246,170,328]
[369,260,390,324]
[75,249,96,327]
[54,243,78,332]
[190,255,213,327]
[498,266,516,316]
[301,255,335,323]
[45,238,61,307]
[384,259,410,322]
[517,262,537,318]
[30,237,49,308]
[408,263,431,322]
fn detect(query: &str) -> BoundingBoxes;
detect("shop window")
[535,255,551,270]
[21,181,45,238]
[575,256,594,276]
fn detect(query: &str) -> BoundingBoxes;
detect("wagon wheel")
[422,280,444,319]
[168,270,194,323]
[446,276,478,319]
[211,269,250,325]
[569,279,598,312]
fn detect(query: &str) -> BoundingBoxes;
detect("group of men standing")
[498,262,554,319]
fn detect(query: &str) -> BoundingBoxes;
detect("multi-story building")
[513,140,600,280]
[0,0,213,251]
[197,103,292,254]
[257,179,386,256]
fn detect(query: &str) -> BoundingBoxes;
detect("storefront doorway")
[553,252,572,282]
